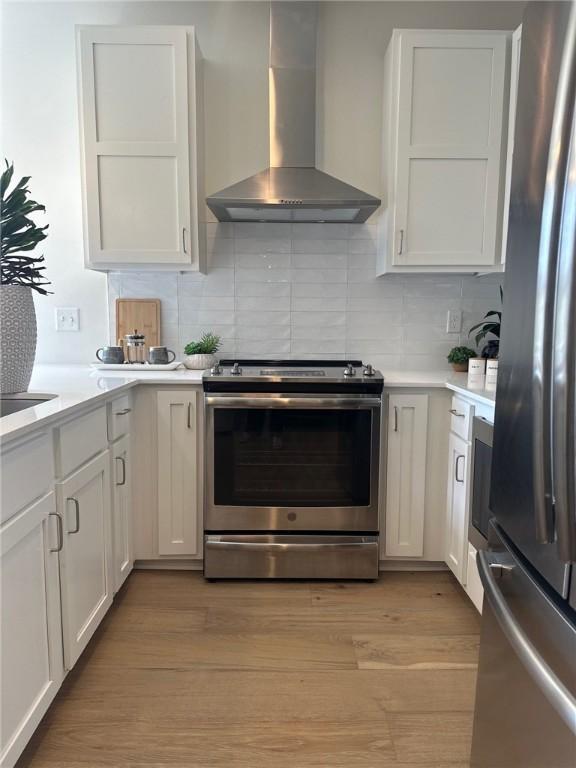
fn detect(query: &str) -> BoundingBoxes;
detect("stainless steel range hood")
[206,2,380,224]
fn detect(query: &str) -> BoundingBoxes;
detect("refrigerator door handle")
[478,549,576,733]
[532,2,576,545]
[552,38,576,563]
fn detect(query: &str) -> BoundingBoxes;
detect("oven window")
[213,408,372,507]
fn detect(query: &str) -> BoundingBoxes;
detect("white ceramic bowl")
[183,353,216,370]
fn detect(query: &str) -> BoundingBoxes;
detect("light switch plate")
[446,309,462,334]
[55,307,80,332]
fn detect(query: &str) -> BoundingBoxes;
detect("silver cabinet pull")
[114,408,131,416]
[116,456,126,486]
[455,454,465,483]
[187,401,192,429]
[182,227,187,254]
[449,408,465,418]
[49,512,63,552]
[393,405,399,432]
[67,497,80,534]
[398,228,404,255]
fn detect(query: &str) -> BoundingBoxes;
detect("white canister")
[486,359,499,387]
[468,358,486,386]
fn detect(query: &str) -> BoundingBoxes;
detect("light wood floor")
[18,570,481,768]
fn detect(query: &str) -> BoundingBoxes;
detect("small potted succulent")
[183,332,221,370]
[447,346,477,372]
[1,160,50,393]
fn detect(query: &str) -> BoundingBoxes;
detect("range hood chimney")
[206,2,380,224]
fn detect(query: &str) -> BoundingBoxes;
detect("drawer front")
[108,394,132,442]
[204,535,379,580]
[450,395,473,441]
[1,433,54,524]
[57,406,107,478]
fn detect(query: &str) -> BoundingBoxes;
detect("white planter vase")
[183,353,216,370]
[0,285,37,394]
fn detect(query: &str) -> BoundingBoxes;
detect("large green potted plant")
[1,161,50,393]
[468,286,503,359]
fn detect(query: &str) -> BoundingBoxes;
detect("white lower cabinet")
[445,432,471,584]
[466,542,484,613]
[111,435,133,592]
[0,493,64,768]
[157,390,200,556]
[57,451,113,669]
[385,394,429,557]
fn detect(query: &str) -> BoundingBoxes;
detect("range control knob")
[363,364,375,377]
[210,363,223,376]
[230,362,243,376]
[343,363,356,377]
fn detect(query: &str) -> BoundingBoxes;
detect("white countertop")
[0,364,204,442]
[0,363,495,443]
[382,369,496,405]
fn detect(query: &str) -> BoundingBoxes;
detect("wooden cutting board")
[116,299,161,350]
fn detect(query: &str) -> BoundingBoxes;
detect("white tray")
[91,361,183,371]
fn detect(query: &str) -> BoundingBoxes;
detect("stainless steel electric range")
[203,360,383,579]
[202,359,383,579]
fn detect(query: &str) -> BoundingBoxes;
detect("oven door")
[469,416,494,550]
[205,393,381,532]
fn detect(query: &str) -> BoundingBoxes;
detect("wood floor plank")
[84,628,357,671]
[353,634,479,670]
[389,712,474,764]
[20,721,397,767]
[40,670,388,725]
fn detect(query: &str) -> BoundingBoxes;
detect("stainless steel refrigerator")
[471,3,576,767]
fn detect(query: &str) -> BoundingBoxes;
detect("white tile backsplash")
[108,225,503,367]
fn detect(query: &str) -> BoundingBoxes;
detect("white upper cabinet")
[77,26,205,271]
[379,29,510,274]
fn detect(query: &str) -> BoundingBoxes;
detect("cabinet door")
[77,27,195,268]
[1,494,64,768]
[466,542,484,613]
[393,31,507,268]
[445,432,471,584]
[111,435,133,592]
[157,391,199,556]
[385,394,429,557]
[57,452,113,669]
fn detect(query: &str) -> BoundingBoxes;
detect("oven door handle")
[205,537,378,553]
[204,396,382,409]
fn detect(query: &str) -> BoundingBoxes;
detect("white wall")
[108,222,504,371]
[1,1,523,364]
[1,1,270,362]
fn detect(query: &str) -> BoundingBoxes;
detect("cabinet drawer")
[449,396,474,441]
[57,406,107,478]
[1,432,54,524]
[108,394,132,442]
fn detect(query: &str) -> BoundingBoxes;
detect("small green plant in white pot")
[1,160,50,393]
[183,332,221,370]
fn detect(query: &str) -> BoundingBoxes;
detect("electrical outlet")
[55,308,80,332]
[446,309,462,334]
